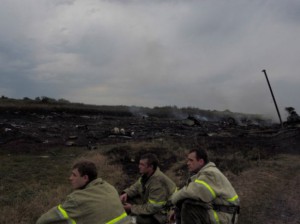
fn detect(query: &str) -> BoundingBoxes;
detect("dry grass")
[164,159,187,188]
[1,143,299,224]
[231,154,300,224]
[73,151,125,187]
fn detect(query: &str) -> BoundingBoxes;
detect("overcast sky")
[1,0,299,120]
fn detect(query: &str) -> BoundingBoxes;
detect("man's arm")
[36,204,76,224]
[36,196,77,224]
[171,175,217,205]
[123,178,141,198]
[131,182,168,215]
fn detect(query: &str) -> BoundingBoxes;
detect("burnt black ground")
[1,110,299,156]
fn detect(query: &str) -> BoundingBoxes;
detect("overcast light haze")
[1,0,300,120]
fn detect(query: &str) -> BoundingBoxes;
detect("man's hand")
[123,202,132,213]
[120,193,128,203]
[168,209,176,223]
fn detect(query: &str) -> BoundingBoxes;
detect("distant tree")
[285,107,300,123]
[285,107,296,115]
[41,96,56,104]
[23,97,32,101]
[58,98,70,104]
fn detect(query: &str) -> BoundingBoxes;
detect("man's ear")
[146,160,153,169]
[83,174,89,183]
[149,164,154,170]
[199,158,205,166]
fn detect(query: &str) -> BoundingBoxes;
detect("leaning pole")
[262,69,283,128]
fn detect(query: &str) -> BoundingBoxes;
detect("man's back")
[37,178,131,224]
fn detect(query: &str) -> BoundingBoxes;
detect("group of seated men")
[36,148,240,224]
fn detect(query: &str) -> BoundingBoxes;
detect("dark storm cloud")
[0,0,299,119]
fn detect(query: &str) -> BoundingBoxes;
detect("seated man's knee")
[136,215,160,224]
[179,200,211,224]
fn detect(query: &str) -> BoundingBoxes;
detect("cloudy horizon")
[1,0,300,121]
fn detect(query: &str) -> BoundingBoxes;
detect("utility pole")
[262,69,283,128]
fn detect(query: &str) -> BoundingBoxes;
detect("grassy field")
[0,142,299,224]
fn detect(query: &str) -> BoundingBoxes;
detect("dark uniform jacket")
[124,167,177,223]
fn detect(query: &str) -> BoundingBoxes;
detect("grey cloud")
[51,0,76,6]
[0,0,300,118]
[267,1,300,24]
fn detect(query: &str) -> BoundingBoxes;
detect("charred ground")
[1,102,300,223]
[1,106,299,181]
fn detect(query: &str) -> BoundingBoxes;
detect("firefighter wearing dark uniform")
[120,153,177,224]
[36,160,131,224]
[171,148,240,224]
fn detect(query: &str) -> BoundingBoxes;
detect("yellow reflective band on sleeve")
[106,212,128,224]
[194,180,216,199]
[57,205,76,224]
[212,210,220,224]
[148,199,166,206]
[227,194,239,202]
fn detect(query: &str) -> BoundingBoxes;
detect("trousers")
[175,199,211,224]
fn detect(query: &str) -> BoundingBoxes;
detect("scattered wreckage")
[0,109,299,155]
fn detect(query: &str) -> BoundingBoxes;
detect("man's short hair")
[140,153,159,170]
[72,160,97,182]
[189,147,209,164]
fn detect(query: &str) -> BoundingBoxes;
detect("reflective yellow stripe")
[194,180,216,199]
[148,198,166,206]
[106,212,127,224]
[227,194,239,202]
[57,205,76,224]
[213,210,220,224]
